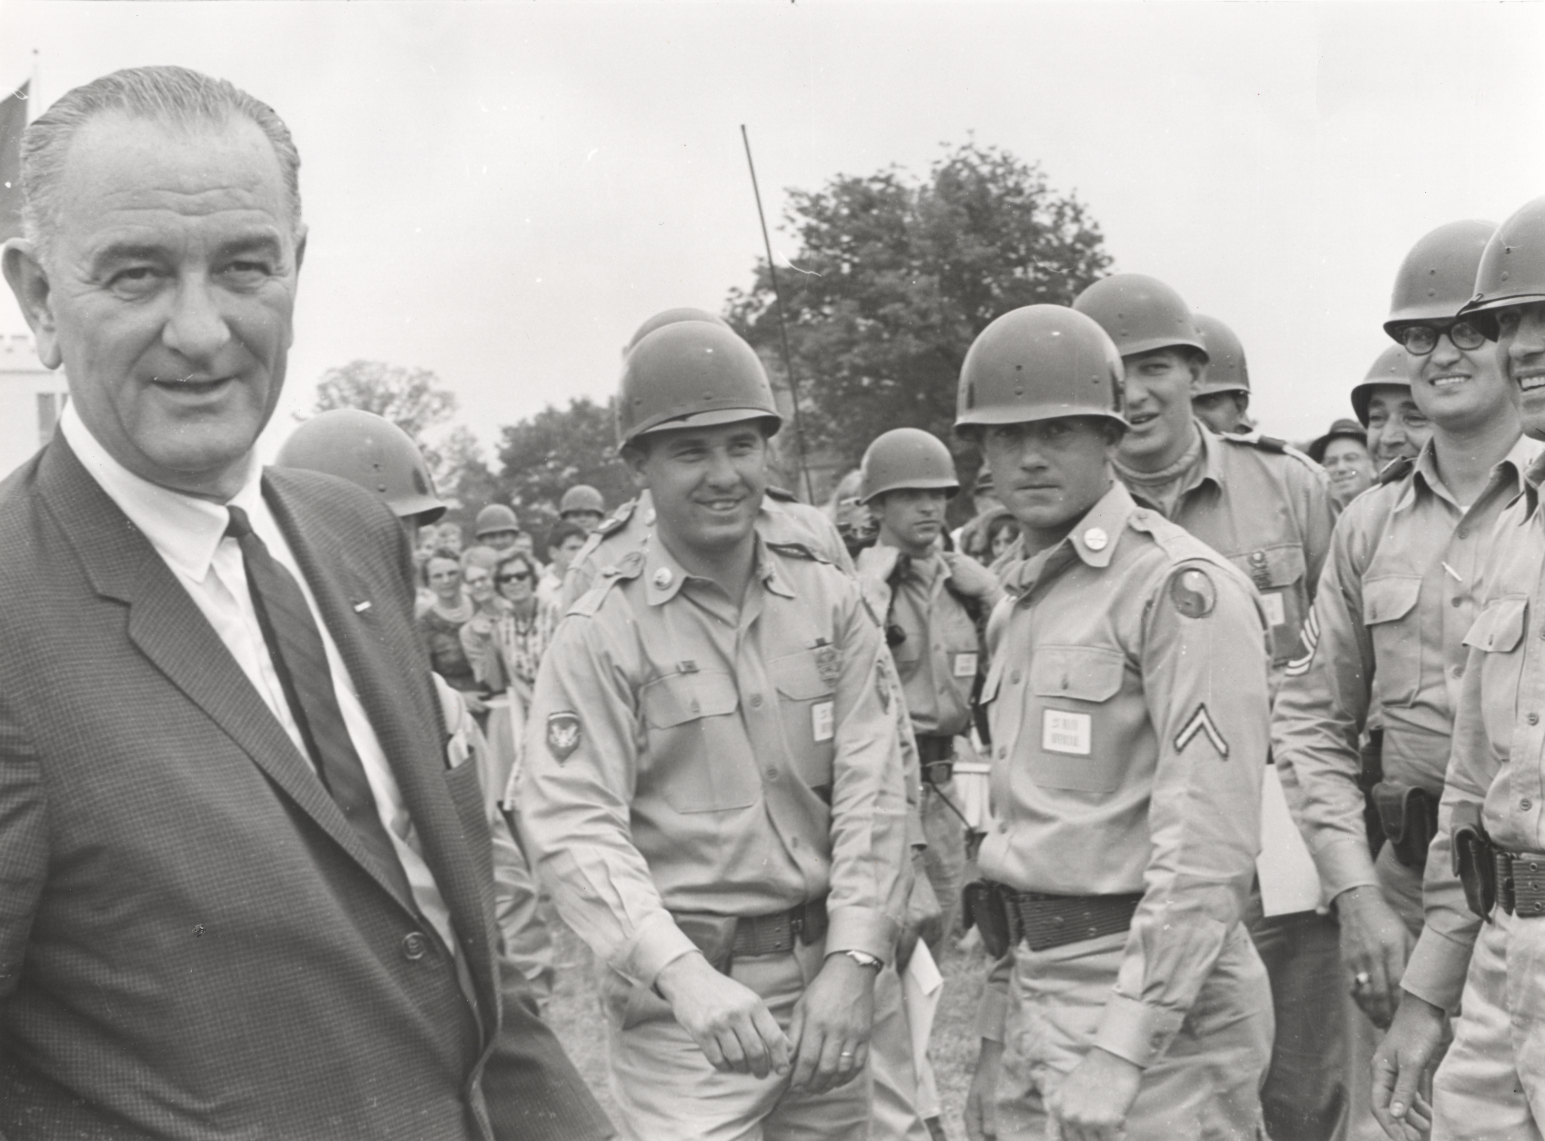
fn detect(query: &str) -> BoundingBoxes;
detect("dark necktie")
[225,504,414,905]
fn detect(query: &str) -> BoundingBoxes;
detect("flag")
[0,80,29,243]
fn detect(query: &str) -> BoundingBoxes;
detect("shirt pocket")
[640,670,757,814]
[1026,646,1126,793]
[768,652,838,790]
[1362,576,1423,709]
[1232,546,1308,664]
[1463,595,1528,743]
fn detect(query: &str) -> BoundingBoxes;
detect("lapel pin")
[353,600,372,613]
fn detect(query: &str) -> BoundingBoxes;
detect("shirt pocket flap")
[1463,596,1529,654]
[770,654,835,700]
[641,671,740,728]
[1030,647,1125,703]
[1362,576,1422,628]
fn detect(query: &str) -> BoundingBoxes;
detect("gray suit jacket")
[0,436,609,1140]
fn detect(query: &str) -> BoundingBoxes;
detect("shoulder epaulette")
[566,549,644,617]
[1222,431,1287,454]
[1378,455,1415,486]
[765,485,797,502]
[593,498,638,538]
[766,540,830,564]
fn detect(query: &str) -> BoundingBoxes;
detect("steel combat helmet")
[275,409,445,523]
[859,428,960,503]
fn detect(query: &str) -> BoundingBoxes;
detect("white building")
[0,330,66,480]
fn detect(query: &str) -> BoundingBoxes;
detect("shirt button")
[1451,665,1464,679]
[765,767,779,780]
[1530,714,1540,727]
[751,694,764,708]
[1524,799,1534,811]
[1010,670,1023,685]
[1451,597,1464,608]
[997,745,1007,758]
[1457,526,1469,540]
[402,932,430,961]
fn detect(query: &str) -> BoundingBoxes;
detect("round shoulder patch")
[1170,567,1216,619]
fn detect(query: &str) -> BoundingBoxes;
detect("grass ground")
[542,907,991,1140]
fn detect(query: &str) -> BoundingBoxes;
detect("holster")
[1451,801,1496,922]
[1358,729,1385,856]
[962,880,1014,959]
[1373,782,1439,869]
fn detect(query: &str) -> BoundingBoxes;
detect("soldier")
[1274,220,1528,1135]
[275,408,447,534]
[1306,418,1378,509]
[519,320,908,1140]
[1355,344,1432,472]
[474,503,521,553]
[957,305,1271,1139]
[1374,196,1545,1140]
[1192,313,1253,435]
[558,484,607,532]
[1073,272,1338,1141]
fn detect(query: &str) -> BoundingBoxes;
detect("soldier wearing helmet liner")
[1272,220,1530,1138]
[276,408,448,534]
[559,484,607,533]
[519,319,908,1140]
[1191,314,1253,436]
[475,503,522,553]
[957,304,1271,1140]
[1354,344,1433,475]
[1373,196,1545,1141]
[1073,272,1338,1141]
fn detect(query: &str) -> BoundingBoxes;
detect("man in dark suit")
[0,65,610,1140]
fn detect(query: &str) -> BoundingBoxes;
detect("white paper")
[902,940,943,1070]
[1257,765,1323,916]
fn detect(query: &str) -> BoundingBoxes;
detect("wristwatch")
[839,949,884,971]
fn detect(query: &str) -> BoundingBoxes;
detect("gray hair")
[20,65,302,257]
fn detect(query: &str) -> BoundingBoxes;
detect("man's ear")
[2,239,62,370]
[621,443,650,490]
[1188,356,1206,396]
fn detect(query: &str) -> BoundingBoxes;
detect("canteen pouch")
[1373,783,1439,869]
[1451,802,1496,922]
[963,880,1013,959]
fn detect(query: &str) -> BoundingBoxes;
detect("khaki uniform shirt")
[1127,423,1335,698]
[977,482,1270,1067]
[1273,438,1535,899]
[520,534,908,990]
[1404,454,1545,1010]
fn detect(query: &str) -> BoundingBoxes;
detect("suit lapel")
[264,473,500,1024]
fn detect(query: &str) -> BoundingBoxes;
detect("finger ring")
[1352,971,1371,989]
[840,1050,854,1058]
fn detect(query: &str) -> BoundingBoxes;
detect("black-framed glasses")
[1399,319,1487,355]
[497,570,532,584]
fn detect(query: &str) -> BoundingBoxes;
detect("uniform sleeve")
[825,586,910,959]
[1402,642,1493,1011]
[516,613,699,989]
[1094,561,1269,1068]
[1297,459,1336,604]
[1271,510,1379,899]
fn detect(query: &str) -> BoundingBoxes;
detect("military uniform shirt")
[977,482,1270,1066]
[1404,454,1545,1010]
[868,549,982,739]
[520,534,908,991]
[1274,437,1535,899]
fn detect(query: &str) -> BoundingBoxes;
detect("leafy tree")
[726,140,1112,491]
[312,360,458,439]
[491,397,634,538]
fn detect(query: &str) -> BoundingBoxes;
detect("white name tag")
[1042,710,1092,755]
[1261,591,1286,628]
[953,652,979,678]
[813,701,835,742]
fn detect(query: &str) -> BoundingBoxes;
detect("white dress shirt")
[61,406,455,951]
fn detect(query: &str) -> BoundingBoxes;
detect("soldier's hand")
[898,855,943,971]
[1047,1046,1141,1141]
[786,952,877,1093]
[965,1037,1003,1141]
[655,952,791,1079]
[1371,996,1442,1140]
[942,551,1003,605]
[1337,885,1415,1029]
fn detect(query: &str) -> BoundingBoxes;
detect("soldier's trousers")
[600,936,871,1141]
[994,923,1271,1139]
[1432,908,1545,1140]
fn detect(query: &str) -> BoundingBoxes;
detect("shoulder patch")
[1169,566,1217,618]
[1378,455,1416,486]
[545,712,582,762]
[1174,704,1229,758]
[1285,605,1320,677]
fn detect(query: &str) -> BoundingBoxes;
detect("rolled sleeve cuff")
[1093,993,1186,1069]
[975,975,1009,1042]
[1401,928,1476,1014]
[826,905,897,963]
[1315,835,1380,901]
[618,911,700,989]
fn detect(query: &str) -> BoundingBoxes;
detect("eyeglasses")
[1398,320,1487,355]
[497,570,532,584]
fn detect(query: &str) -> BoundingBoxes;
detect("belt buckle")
[1514,856,1545,917]
[788,908,804,941]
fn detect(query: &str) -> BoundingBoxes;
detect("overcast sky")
[2,1,1542,462]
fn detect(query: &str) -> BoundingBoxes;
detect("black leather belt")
[1498,850,1545,917]
[915,734,955,786]
[1009,889,1142,952]
[730,897,829,956]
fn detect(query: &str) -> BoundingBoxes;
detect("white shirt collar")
[60,402,264,582]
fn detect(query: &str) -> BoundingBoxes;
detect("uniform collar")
[59,402,263,583]
[1191,420,1229,490]
[641,532,793,605]
[1405,434,1540,512]
[1004,481,1134,595]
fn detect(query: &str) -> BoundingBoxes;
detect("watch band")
[840,949,883,971]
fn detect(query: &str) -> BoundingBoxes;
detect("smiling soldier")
[518,320,908,1140]
[956,305,1271,1141]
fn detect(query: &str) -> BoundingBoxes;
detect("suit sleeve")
[1095,561,1269,1067]
[1272,507,1379,899]
[0,698,47,1006]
